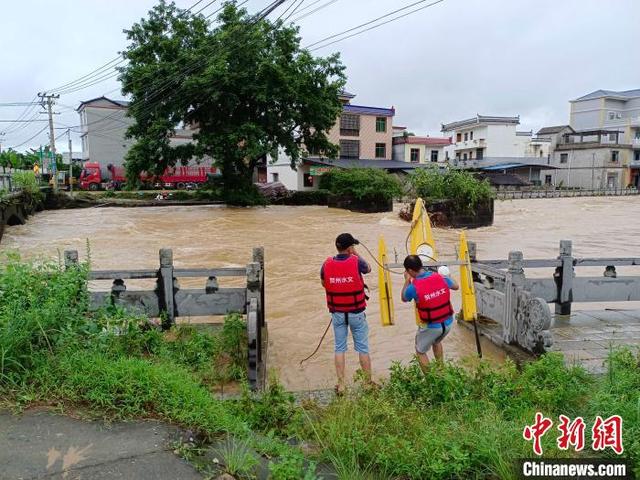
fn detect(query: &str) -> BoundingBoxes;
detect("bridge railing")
[64,247,267,391]
[496,188,639,200]
[468,240,640,354]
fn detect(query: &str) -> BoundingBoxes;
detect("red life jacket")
[414,273,454,324]
[323,255,367,313]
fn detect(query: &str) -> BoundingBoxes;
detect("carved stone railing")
[64,247,267,391]
[469,240,640,354]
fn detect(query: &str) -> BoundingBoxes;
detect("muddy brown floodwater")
[2,196,639,391]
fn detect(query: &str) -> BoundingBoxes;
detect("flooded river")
[2,196,639,390]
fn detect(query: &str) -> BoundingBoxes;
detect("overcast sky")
[1,0,639,152]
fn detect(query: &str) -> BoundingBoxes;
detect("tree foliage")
[119,1,346,201]
[408,167,495,212]
[319,168,403,202]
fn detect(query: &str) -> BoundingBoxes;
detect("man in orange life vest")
[321,233,372,394]
[401,255,459,371]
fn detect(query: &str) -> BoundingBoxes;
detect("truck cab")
[79,162,102,190]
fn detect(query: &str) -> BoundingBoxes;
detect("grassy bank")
[0,256,638,479]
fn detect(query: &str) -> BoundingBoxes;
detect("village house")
[266,91,403,191]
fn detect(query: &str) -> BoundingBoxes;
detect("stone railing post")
[158,248,176,330]
[554,240,574,315]
[246,261,262,390]
[252,247,265,329]
[64,250,79,269]
[503,251,525,344]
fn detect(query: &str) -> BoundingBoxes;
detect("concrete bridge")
[0,191,37,243]
[464,240,640,372]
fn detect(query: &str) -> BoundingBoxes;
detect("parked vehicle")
[79,162,218,190]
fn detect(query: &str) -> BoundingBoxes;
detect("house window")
[410,148,420,163]
[339,139,360,158]
[609,133,617,142]
[469,151,473,159]
[463,153,468,160]
[455,153,460,160]
[303,174,314,187]
[476,148,484,159]
[635,130,640,140]
[611,150,619,162]
[375,143,386,159]
[470,131,474,140]
[340,113,360,136]
[430,150,438,162]
[375,117,387,133]
[456,133,462,142]
[635,150,640,161]
[271,172,279,183]
[545,175,552,186]
[608,112,615,120]
[464,132,468,141]
[560,153,568,164]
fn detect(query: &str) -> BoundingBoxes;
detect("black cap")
[335,233,359,250]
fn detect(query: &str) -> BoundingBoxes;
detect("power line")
[291,0,339,22]
[283,0,306,21]
[306,0,446,50]
[194,0,218,15]
[7,125,49,150]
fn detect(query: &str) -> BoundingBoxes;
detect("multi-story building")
[441,114,541,161]
[77,97,135,176]
[77,96,208,178]
[569,89,640,188]
[392,135,451,164]
[541,129,631,189]
[267,91,396,190]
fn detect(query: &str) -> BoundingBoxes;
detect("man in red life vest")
[321,233,372,394]
[401,255,459,371]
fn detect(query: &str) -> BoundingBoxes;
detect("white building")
[441,114,548,162]
[392,135,451,164]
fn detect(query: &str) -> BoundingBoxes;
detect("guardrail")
[496,188,639,200]
[64,247,267,390]
[467,240,640,354]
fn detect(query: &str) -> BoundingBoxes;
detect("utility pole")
[38,92,60,191]
[67,129,73,194]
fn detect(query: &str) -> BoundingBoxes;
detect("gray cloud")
[1,0,638,151]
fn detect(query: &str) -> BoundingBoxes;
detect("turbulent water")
[2,197,639,390]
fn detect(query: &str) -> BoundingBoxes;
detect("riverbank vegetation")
[408,167,495,213]
[319,168,403,204]
[1,256,638,479]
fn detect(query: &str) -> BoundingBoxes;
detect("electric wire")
[306,0,446,50]
[283,0,306,21]
[7,125,49,149]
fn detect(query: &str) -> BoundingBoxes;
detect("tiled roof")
[441,115,520,132]
[478,172,530,186]
[573,89,640,102]
[339,90,356,99]
[77,96,130,110]
[343,104,395,117]
[393,136,451,146]
[536,125,574,135]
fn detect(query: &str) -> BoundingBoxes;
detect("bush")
[409,167,494,213]
[319,168,402,203]
[273,190,329,206]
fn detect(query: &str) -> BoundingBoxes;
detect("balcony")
[454,138,486,149]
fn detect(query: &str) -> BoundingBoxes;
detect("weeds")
[0,258,638,478]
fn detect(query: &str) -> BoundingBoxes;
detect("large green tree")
[119,0,346,199]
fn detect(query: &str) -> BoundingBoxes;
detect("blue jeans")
[332,311,369,354]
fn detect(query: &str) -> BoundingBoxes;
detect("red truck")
[79,162,218,190]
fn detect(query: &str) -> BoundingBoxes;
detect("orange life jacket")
[414,273,454,324]
[323,255,367,313]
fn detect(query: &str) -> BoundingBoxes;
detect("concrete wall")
[80,101,135,176]
[266,150,318,191]
[570,98,604,130]
[542,147,630,189]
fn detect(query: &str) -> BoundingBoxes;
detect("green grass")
[0,256,638,479]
